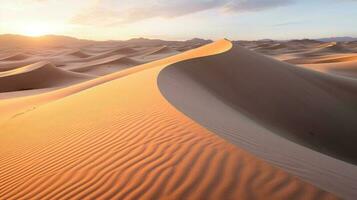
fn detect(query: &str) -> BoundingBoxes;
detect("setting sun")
[21,22,54,37]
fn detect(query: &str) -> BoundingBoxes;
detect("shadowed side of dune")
[158,43,357,198]
[0,61,93,92]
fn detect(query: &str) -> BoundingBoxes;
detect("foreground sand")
[0,40,337,199]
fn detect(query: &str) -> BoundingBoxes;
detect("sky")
[0,0,356,41]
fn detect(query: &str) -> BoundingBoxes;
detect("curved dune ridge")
[313,55,357,63]
[66,55,143,75]
[73,47,140,63]
[303,60,357,79]
[284,55,357,65]
[0,40,337,199]
[0,61,93,92]
[111,46,138,54]
[158,41,357,198]
[65,50,91,58]
[144,46,179,57]
[323,43,352,53]
[263,43,288,50]
[0,53,29,61]
[303,43,353,57]
[240,40,357,68]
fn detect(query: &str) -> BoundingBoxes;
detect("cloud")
[224,0,294,12]
[71,0,295,26]
[271,20,305,27]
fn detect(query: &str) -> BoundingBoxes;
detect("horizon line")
[1,33,357,42]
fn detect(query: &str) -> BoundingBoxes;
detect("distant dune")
[65,50,92,58]
[66,55,143,76]
[0,61,92,93]
[0,53,30,61]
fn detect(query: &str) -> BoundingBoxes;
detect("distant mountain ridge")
[0,34,95,48]
[316,37,357,42]
[0,34,212,48]
[1,34,356,49]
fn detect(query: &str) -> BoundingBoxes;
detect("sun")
[21,22,53,37]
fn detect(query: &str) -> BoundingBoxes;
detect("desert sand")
[0,35,356,199]
[158,42,357,198]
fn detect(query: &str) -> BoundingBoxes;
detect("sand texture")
[0,36,355,199]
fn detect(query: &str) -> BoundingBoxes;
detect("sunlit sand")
[0,35,356,199]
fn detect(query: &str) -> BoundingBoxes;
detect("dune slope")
[158,43,357,198]
[0,61,93,93]
[0,40,336,199]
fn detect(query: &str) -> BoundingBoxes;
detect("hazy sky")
[0,0,356,40]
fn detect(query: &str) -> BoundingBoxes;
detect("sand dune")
[0,40,185,98]
[301,42,353,57]
[0,40,337,199]
[310,55,357,63]
[238,40,357,82]
[303,60,357,78]
[111,46,138,55]
[65,55,142,76]
[159,42,357,164]
[158,42,357,198]
[284,54,357,64]
[0,61,93,93]
[142,46,179,58]
[262,43,288,50]
[0,53,29,61]
[77,47,139,62]
[65,50,92,58]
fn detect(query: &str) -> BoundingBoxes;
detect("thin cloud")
[71,0,295,26]
[271,21,305,27]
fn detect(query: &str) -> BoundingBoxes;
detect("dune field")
[1,35,357,199]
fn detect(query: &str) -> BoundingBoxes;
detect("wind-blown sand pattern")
[0,36,355,199]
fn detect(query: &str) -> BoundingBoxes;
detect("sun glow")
[20,22,56,37]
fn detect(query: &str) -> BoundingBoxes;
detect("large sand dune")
[158,42,357,198]
[0,40,339,199]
